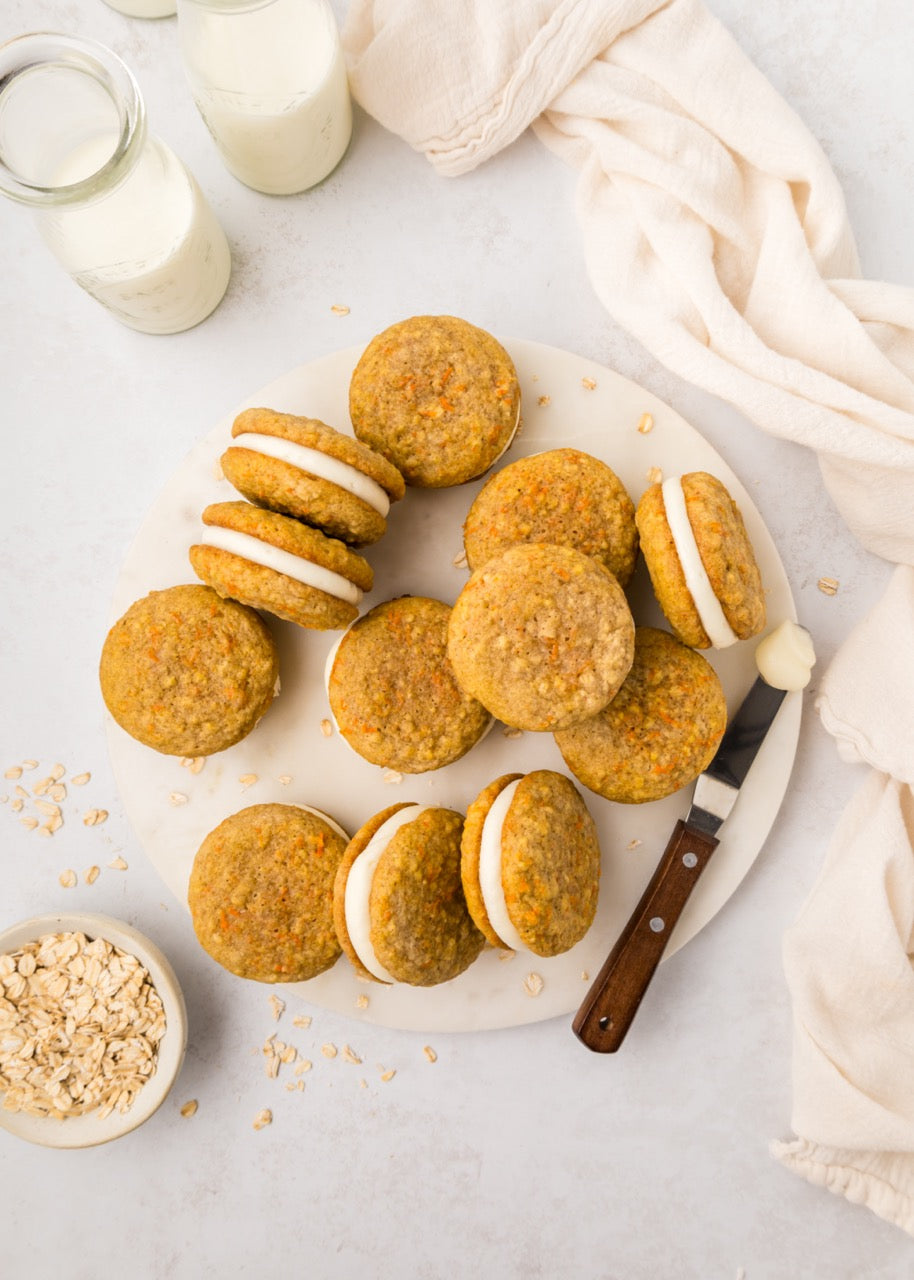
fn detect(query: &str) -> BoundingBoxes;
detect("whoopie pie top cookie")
[188,803,349,983]
[99,583,278,757]
[461,770,601,957]
[222,408,405,546]
[189,500,373,630]
[325,596,492,772]
[447,542,635,733]
[635,471,765,649]
[348,315,521,488]
[554,627,727,803]
[463,448,638,584]
[332,803,484,987]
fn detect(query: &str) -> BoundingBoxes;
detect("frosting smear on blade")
[661,476,738,649]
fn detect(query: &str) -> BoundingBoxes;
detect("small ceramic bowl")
[0,912,188,1148]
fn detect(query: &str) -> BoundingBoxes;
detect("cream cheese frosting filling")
[661,476,738,649]
[199,525,363,605]
[755,620,816,691]
[295,805,350,842]
[478,779,526,952]
[231,431,391,516]
[344,805,431,983]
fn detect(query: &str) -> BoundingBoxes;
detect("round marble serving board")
[105,338,800,1032]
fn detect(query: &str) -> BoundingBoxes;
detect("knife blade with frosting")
[572,619,816,1053]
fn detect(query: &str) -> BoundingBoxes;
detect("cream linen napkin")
[341,0,914,1233]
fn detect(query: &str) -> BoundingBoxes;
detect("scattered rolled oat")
[238,774,258,789]
[647,465,663,485]
[35,800,61,819]
[321,1043,338,1059]
[179,757,205,775]
[382,770,403,785]
[817,576,840,596]
[319,719,333,738]
[502,726,523,740]
[278,775,292,786]
[581,377,597,391]
[0,930,166,1119]
[180,1099,198,1118]
[168,793,188,807]
[626,838,643,850]
[452,549,468,569]
[83,809,108,827]
[422,1046,437,1064]
[22,760,38,771]
[47,784,67,803]
[294,1060,312,1075]
[341,1045,362,1065]
[280,1044,297,1066]
[10,799,23,813]
[252,1108,272,1130]
[355,994,369,1010]
[379,1068,396,1083]
[19,816,38,832]
[108,856,128,871]
[70,772,91,787]
[4,766,23,781]
[292,1014,312,1030]
[330,304,350,316]
[85,866,100,886]
[537,395,551,407]
[269,994,285,1021]
[497,948,516,962]
[58,869,77,889]
[359,1079,368,1089]
[637,412,654,434]
[581,971,590,982]
[49,765,66,782]
[523,972,544,998]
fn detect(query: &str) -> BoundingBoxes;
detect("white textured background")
[0,1,911,1276]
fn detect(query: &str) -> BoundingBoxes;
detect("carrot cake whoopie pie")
[189,500,373,631]
[99,583,278,757]
[463,447,638,584]
[554,627,727,804]
[221,407,405,547]
[333,804,485,986]
[447,542,635,733]
[325,596,492,773]
[188,803,349,983]
[635,471,765,649]
[461,770,601,957]
[348,315,521,488]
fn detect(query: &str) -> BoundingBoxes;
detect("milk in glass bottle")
[178,0,352,196]
[0,32,231,333]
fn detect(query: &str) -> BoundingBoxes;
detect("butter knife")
[572,673,788,1053]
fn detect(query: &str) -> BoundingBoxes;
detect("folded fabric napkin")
[342,0,914,1233]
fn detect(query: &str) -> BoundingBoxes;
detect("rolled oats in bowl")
[0,914,187,1147]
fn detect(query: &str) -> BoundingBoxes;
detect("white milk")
[41,132,231,334]
[179,0,352,195]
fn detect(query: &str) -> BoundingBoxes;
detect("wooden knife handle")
[572,820,720,1053]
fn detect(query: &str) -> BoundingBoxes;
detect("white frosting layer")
[344,805,430,983]
[661,476,738,649]
[231,431,390,516]
[295,804,350,842]
[199,524,362,605]
[755,620,816,691]
[478,778,526,952]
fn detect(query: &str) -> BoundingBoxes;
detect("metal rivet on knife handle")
[572,820,720,1053]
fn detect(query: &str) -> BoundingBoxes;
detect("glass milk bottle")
[0,32,231,334]
[177,0,352,195]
